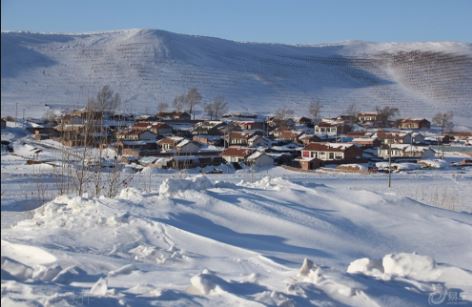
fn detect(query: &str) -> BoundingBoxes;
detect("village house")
[374,130,413,144]
[234,120,264,131]
[226,131,263,147]
[116,140,160,157]
[377,144,436,160]
[273,129,305,143]
[55,124,110,147]
[221,147,255,163]
[301,142,363,163]
[298,134,320,145]
[149,122,173,136]
[156,111,191,121]
[447,131,472,145]
[192,121,225,135]
[314,119,350,139]
[158,137,200,153]
[32,127,60,141]
[298,117,313,127]
[357,112,378,123]
[246,151,274,168]
[397,118,431,130]
[165,155,223,169]
[294,157,322,171]
[55,109,116,146]
[116,129,157,142]
[350,137,380,148]
[192,135,224,146]
[1,118,7,129]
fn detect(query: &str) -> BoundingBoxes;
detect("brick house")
[397,118,431,130]
[301,142,363,163]
[221,147,255,163]
[375,130,413,144]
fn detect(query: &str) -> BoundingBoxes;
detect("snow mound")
[190,269,222,295]
[1,240,57,266]
[239,176,288,190]
[159,175,213,196]
[117,187,144,202]
[89,277,109,296]
[348,253,472,300]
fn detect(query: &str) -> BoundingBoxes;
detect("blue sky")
[2,0,471,44]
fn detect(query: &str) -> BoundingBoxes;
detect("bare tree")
[275,107,294,121]
[376,106,399,127]
[158,102,169,113]
[345,103,358,117]
[42,109,58,123]
[274,107,294,130]
[185,88,202,119]
[87,86,121,196]
[87,85,121,114]
[204,96,229,120]
[173,95,185,112]
[308,100,322,124]
[76,101,94,197]
[432,111,454,134]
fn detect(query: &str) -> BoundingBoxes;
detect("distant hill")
[2,29,471,124]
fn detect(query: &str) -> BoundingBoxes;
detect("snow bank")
[418,159,448,169]
[375,162,421,171]
[158,175,213,196]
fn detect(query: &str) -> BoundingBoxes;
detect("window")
[335,153,343,160]
[329,152,334,160]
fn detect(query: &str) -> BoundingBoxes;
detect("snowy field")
[2,126,472,306]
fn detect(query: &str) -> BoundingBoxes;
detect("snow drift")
[2,175,472,306]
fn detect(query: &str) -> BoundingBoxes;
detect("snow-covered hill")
[2,29,472,124]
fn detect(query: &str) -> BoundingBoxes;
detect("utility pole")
[388,142,392,188]
[15,102,18,127]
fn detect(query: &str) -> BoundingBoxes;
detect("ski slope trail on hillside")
[2,29,472,124]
